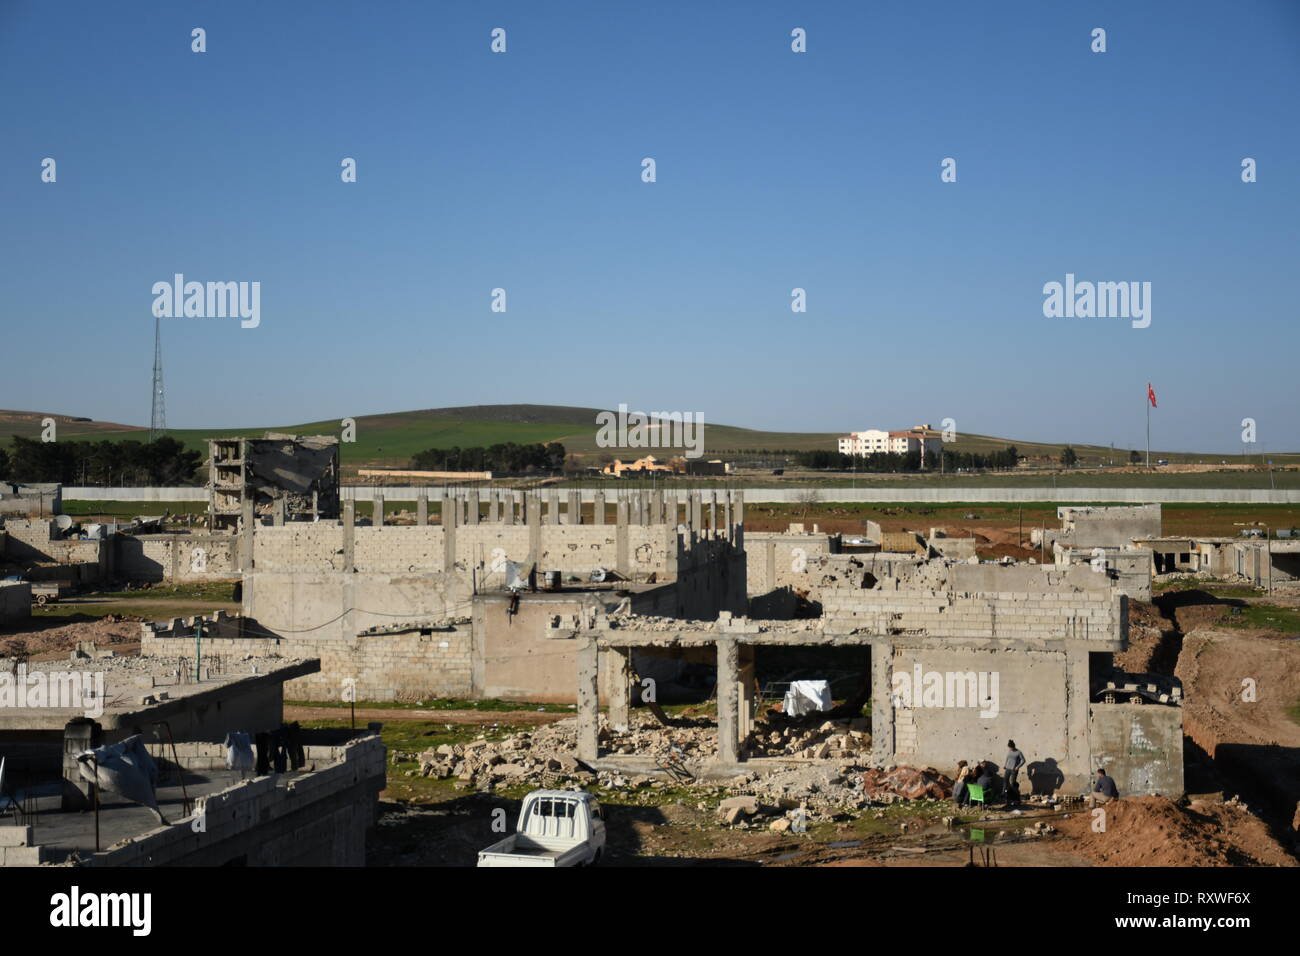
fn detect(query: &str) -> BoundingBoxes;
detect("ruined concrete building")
[207,434,340,532]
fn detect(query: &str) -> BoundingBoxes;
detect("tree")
[1061,446,1078,468]
[794,487,822,519]
[0,445,9,479]
[1129,449,1141,465]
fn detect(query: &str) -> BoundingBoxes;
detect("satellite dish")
[55,514,74,532]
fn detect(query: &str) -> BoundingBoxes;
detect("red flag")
[1147,383,1157,408]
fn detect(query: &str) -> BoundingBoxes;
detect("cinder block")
[0,826,32,847]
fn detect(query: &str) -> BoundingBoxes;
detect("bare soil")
[1055,795,1296,866]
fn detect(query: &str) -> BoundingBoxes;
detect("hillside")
[2,406,1296,470]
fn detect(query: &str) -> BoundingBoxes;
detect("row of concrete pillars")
[338,488,744,534]
[576,639,757,767]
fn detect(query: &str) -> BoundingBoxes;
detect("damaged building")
[208,434,340,532]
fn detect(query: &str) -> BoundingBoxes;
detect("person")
[952,760,970,807]
[1085,768,1119,808]
[1004,740,1026,806]
[975,761,996,798]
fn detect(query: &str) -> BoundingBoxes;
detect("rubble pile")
[399,713,949,825]
[746,717,871,759]
[403,718,594,790]
[605,715,718,763]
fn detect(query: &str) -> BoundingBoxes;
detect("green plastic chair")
[965,783,987,806]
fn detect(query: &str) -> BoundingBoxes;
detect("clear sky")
[2,0,1297,454]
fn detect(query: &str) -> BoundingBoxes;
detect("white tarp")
[783,680,833,717]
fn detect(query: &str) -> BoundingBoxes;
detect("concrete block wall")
[743,532,837,595]
[887,641,1077,783]
[1058,504,1162,549]
[253,525,349,572]
[61,735,387,867]
[116,534,237,581]
[140,609,243,642]
[0,523,237,585]
[356,525,444,572]
[142,621,474,702]
[821,589,1123,644]
[242,569,473,642]
[0,519,56,554]
[1088,702,1184,797]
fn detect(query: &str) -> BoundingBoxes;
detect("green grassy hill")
[2,405,1295,469]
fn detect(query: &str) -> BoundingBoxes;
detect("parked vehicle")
[476,789,607,867]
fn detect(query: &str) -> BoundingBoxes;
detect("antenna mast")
[150,315,166,441]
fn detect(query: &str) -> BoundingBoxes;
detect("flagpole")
[1145,394,1150,469]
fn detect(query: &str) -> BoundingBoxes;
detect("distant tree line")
[790,445,1019,473]
[796,450,924,472]
[3,435,203,486]
[411,442,566,475]
[940,446,1020,471]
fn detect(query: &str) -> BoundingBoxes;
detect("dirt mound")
[1056,795,1296,866]
[0,618,143,660]
[1114,600,1177,674]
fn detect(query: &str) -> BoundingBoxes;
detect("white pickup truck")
[477,789,607,867]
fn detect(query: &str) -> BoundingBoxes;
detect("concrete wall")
[886,641,1082,786]
[143,624,474,702]
[744,532,837,596]
[64,736,386,867]
[1,521,109,583]
[0,483,62,516]
[1088,702,1184,798]
[1057,504,1162,549]
[62,485,1300,504]
[237,498,745,701]
[115,534,237,582]
[822,588,1125,644]
[0,581,31,622]
[0,522,237,585]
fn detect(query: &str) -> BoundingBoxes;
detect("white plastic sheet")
[783,680,833,717]
[225,731,255,772]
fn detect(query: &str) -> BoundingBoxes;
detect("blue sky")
[2,0,1297,453]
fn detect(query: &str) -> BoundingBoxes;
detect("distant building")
[602,456,730,477]
[837,425,943,463]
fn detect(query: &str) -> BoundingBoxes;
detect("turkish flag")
[1147,383,1157,408]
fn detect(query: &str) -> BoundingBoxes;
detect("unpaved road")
[285,705,571,725]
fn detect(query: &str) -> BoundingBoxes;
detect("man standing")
[1003,740,1026,806]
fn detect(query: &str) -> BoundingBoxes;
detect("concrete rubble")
[397,714,954,828]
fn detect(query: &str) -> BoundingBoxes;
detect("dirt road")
[285,705,571,725]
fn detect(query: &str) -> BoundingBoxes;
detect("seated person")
[952,760,971,806]
[1085,767,1119,807]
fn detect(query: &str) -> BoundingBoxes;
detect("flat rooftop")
[0,655,319,731]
